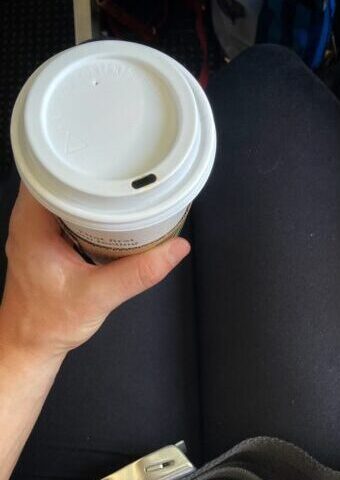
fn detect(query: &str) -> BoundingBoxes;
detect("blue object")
[256,0,336,69]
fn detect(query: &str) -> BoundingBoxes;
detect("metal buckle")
[101,441,196,480]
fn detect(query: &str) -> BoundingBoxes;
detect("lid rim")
[10,40,216,230]
[22,41,199,199]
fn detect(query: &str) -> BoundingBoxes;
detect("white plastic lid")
[11,41,216,230]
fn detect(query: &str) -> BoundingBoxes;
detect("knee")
[238,43,304,68]
[208,44,311,100]
[207,42,332,126]
[204,40,340,198]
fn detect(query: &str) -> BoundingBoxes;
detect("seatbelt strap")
[186,437,340,480]
[100,441,195,479]
[100,437,340,480]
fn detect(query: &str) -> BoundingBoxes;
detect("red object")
[97,0,209,88]
[96,0,157,42]
[184,0,209,88]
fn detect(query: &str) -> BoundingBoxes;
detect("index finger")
[13,183,60,237]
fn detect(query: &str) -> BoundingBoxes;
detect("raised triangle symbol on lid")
[65,130,87,155]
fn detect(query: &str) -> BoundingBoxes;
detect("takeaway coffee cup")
[11,41,216,263]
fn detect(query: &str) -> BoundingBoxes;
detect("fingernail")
[167,238,191,266]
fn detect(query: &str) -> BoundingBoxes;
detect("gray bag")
[187,437,340,480]
[101,436,340,480]
[212,0,263,60]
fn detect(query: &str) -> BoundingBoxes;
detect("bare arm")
[0,185,190,480]
[0,343,63,479]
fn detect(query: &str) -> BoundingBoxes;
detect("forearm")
[0,322,64,480]
[0,185,189,480]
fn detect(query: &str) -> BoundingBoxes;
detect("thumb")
[88,238,191,311]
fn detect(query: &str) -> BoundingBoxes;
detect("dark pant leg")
[193,45,340,469]
[0,191,200,478]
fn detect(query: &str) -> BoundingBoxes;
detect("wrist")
[0,343,65,405]
[0,343,65,388]
[0,311,66,383]
[0,342,65,376]
[0,305,67,373]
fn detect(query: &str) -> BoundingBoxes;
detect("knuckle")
[5,231,16,259]
[7,213,19,239]
[4,238,11,259]
[137,257,164,289]
[6,211,23,258]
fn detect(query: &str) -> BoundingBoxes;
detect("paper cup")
[11,41,216,263]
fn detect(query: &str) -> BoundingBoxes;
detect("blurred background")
[1,0,340,184]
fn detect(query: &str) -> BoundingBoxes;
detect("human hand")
[0,184,190,363]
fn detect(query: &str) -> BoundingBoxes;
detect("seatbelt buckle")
[101,441,196,480]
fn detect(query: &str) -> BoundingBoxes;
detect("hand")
[0,184,190,363]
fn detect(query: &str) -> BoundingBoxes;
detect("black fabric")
[2,27,340,480]
[194,45,340,468]
[0,0,75,182]
[0,0,75,294]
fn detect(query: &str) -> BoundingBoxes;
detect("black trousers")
[3,45,340,479]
